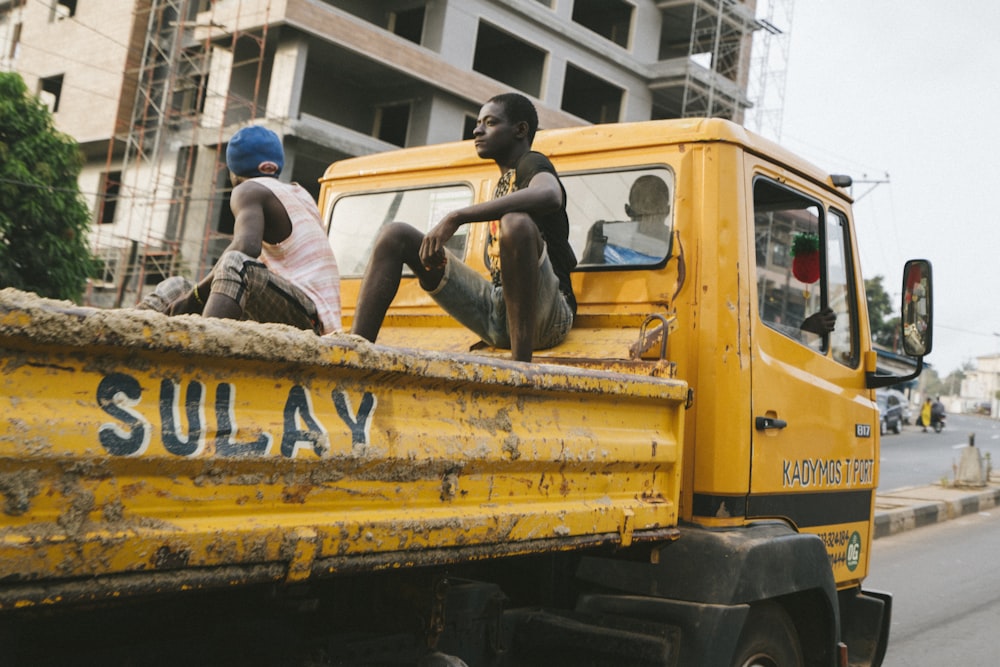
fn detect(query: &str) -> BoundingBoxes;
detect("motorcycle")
[931,414,945,433]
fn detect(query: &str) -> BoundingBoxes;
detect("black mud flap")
[840,587,891,667]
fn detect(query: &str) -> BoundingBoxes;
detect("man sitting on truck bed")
[350,92,577,362]
[139,125,342,335]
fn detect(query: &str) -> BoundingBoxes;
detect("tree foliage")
[0,72,96,301]
[865,275,900,349]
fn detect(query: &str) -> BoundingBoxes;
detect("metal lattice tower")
[746,0,794,141]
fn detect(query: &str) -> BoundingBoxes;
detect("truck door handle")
[755,416,787,431]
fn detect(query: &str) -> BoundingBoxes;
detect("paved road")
[866,508,1000,666]
[878,412,1000,492]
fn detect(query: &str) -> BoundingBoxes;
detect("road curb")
[874,485,1000,539]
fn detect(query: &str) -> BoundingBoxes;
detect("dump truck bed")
[0,288,685,610]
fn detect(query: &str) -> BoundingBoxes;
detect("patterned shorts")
[139,251,320,333]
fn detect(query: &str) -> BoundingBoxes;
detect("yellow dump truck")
[0,119,931,666]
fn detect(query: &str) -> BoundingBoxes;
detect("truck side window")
[752,178,826,352]
[825,208,858,366]
[326,185,475,277]
[563,167,675,268]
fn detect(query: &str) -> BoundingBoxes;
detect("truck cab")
[319,118,931,665]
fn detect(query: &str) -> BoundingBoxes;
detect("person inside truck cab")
[581,174,673,265]
[351,92,577,363]
[138,125,342,335]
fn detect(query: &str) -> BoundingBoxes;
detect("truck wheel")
[731,601,803,667]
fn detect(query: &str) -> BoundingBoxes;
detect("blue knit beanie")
[226,125,284,178]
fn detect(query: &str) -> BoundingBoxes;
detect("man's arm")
[420,171,563,263]
[226,180,270,258]
[167,181,270,314]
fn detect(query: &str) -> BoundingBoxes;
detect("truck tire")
[731,601,803,667]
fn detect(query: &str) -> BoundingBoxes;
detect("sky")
[764,1,1000,376]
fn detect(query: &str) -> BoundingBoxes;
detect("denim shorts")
[428,246,573,350]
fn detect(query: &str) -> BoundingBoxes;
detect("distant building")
[2,0,779,306]
[961,354,1000,416]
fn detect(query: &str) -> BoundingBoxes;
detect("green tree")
[0,72,96,301]
[865,275,900,349]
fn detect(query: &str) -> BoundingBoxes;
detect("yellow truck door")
[745,161,879,584]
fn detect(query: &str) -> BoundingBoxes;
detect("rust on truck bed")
[0,288,685,609]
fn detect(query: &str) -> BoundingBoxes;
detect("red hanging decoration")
[791,232,820,284]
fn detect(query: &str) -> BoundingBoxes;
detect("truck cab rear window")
[327,185,474,277]
[564,167,675,268]
[326,168,674,277]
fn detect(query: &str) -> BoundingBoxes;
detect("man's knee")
[213,250,255,286]
[373,221,422,256]
[499,213,543,257]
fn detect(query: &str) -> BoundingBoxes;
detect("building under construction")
[0,0,791,308]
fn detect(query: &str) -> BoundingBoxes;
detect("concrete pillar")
[956,445,986,487]
[266,35,309,122]
[631,2,663,63]
[542,54,567,114]
[202,46,233,129]
[422,0,479,69]
[416,93,471,146]
[179,146,224,277]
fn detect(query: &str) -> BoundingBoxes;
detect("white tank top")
[251,178,342,334]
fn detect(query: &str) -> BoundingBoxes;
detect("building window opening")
[375,103,410,147]
[51,0,76,20]
[99,171,122,224]
[572,0,633,49]
[462,114,477,140]
[39,74,64,112]
[389,7,424,44]
[473,22,545,98]
[561,64,622,124]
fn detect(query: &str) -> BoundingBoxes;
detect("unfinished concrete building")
[0,0,784,307]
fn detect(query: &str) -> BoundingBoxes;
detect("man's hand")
[419,213,462,269]
[167,291,202,316]
[801,307,836,335]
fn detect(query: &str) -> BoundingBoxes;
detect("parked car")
[877,390,904,435]
[884,388,912,424]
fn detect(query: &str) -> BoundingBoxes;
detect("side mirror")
[867,259,932,388]
[901,259,932,357]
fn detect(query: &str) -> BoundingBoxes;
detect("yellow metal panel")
[0,290,685,608]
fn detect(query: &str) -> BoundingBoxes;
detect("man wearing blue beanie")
[140,125,342,334]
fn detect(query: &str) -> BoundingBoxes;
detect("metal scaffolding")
[679,0,760,120]
[88,0,268,308]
